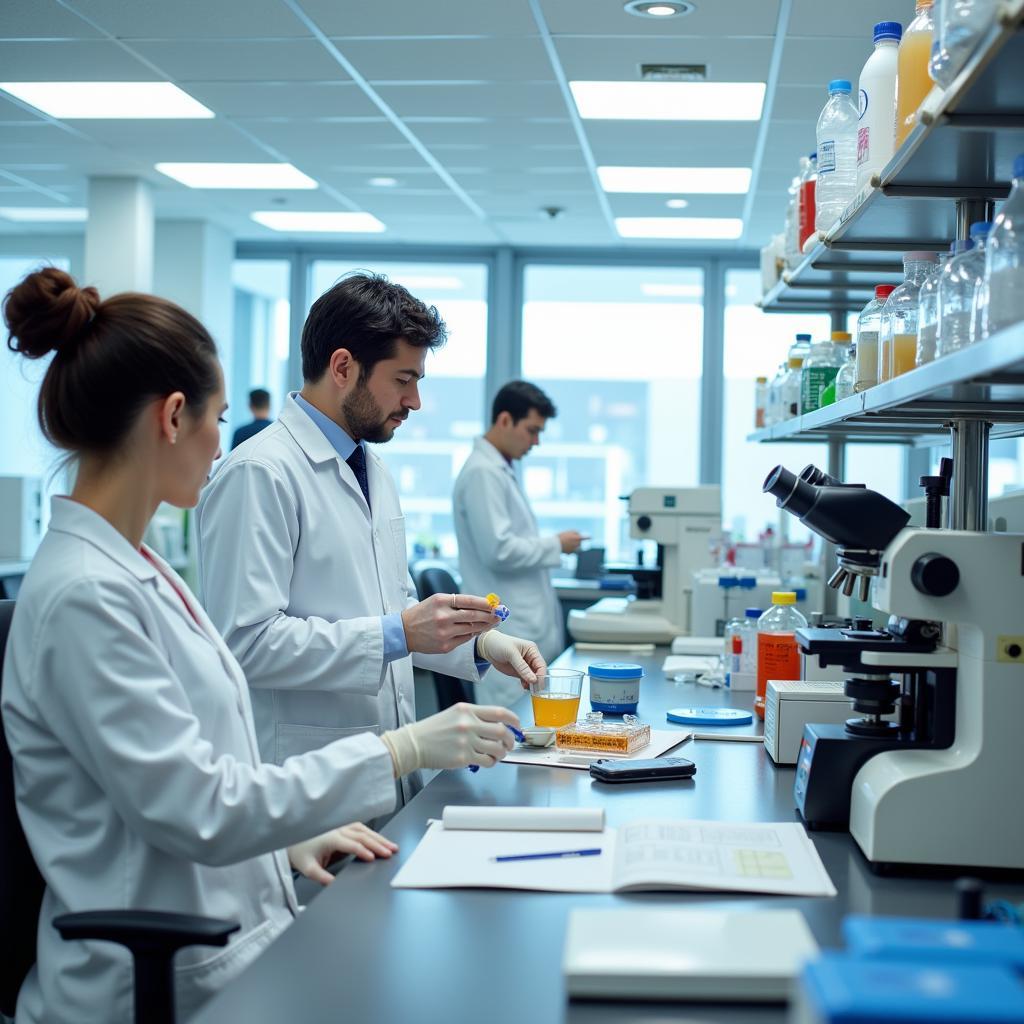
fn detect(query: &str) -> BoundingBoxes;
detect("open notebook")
[391,806,836,898]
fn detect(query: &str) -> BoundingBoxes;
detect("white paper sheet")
[499,729,692,770]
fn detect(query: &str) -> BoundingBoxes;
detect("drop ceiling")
[0,0,910,250]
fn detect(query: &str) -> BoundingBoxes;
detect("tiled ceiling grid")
[0,0,913,248]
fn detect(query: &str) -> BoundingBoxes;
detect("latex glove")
[401,593,496,655]
[381,702,521,774]
[475,630,546,688]
[287,823,398,886]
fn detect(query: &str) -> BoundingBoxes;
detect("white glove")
[475,630,547,687]
[381,702,521,774]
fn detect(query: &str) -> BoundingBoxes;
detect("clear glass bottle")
[834,344,857,400]
[895,0,937,148]
[929,0,999,88]
[978,153,1024,340]
[915,250,950,365]
[754,376,768,429]
[816,80,860,233]
[789,332,813,365]
[755,592,808,720]
[784,171,803,270]
[766,363,787,425]
[855,284,895,391]
[936,221,991,356]
[781,356,805,420]
[739,607,762,676]
[800,332,849,413]
[879,252,939,380]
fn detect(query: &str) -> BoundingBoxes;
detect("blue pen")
[467,724,524,772]
[492,848,602,863]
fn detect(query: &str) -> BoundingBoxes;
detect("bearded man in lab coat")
[453,380,587,707]
[197,273,544,804]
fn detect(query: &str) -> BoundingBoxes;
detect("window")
[309,260,488,559]
[0,255,71,532]
[521,264,704,561]
[723,269,903,545]
[231,259,291,440]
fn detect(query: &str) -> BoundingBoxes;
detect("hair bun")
[4,266,101,359]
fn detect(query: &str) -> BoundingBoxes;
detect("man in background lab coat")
[453,380,587,706]
[197,274,544,803]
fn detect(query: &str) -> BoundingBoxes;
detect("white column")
[153,219,236,435]
[84,177,154,294]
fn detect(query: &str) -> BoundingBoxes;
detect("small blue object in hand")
[468,724,524,772]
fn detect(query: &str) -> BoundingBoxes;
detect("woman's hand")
[287,823,398,886]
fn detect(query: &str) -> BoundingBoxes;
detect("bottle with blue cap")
[856,21,903,193]
[815,79,859,233]
[588,662,644,716]
[977,153,1024,339]
[935,220,993,357]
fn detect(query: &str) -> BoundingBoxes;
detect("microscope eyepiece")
[763,465,817,518]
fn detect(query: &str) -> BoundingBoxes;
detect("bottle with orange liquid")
[894,0,937,148]
[754,592,807,720]
[879,251,939,380]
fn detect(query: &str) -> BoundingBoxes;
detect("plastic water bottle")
[800,333,849,414]
[879,252,938,379]
[834,344,857,400]
[738,608,762,676]
[855,285,895,391]
[977,153,1024,340]
[915,251,950,365]
[755,593,807,720]
[930,0,999,88]
[857,22,902,193]
[936,221,991,356]
[815,80,859,233]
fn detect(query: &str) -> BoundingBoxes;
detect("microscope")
[764,464,1024,873]
[567,486,720,644]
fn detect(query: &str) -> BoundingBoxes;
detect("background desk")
[193,648,1024,1024]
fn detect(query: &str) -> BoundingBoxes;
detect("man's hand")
[476,630,547,688]
[558,530,588,554]
[287,823,398,886]
[401,593,497,654]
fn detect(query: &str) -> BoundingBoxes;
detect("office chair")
[0,600,238,1024]
[409,561,473,709]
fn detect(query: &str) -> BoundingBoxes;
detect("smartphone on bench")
[589,757,696,784]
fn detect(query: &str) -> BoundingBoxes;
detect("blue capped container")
[588,662,645,715]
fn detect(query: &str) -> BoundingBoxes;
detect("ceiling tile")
[411,119,578,147]
[298,0,538,36]
[78,119,272,163]
[788,0,909,38]
[129,39,347,82]
[778,35,876,88]
[186,81,379,119]
[539,0,781,37]
[1,0,104,39]
[375,82,567,119]
[0,40,157,79]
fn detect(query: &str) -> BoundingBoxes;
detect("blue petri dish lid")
[588,662,645,679]
[666,707,754,726]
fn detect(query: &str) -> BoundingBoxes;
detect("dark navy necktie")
[346,444,371,510]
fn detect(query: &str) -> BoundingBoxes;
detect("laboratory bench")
[192,647,1024,1024]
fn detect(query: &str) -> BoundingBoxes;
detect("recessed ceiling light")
[0,82,213,119]
[615,217,743,239]
[666,198,689,209]
[570,81,765,121]
[251,211,386,233]
[598,166,751,194]
[624,0,696,17]
[368,176,398,187]
[0,207,87,222]
[156,163,317,190]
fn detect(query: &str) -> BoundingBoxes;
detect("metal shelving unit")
[761,0,1024,314]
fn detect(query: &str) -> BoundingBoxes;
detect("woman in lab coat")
[0,268,520,1023]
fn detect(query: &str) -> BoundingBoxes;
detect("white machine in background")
[567,486,720,644]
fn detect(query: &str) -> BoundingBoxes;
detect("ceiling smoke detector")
[624,1,696,19]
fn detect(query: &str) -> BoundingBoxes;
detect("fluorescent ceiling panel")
[0,82,213,119]
[615,217,743,239]
[251,211,386,233]
[570,81,765,121]
[0,207,87,222]
[598,166,752,194]
[156,163,317,189]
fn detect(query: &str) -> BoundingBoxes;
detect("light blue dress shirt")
[294,393,409,664]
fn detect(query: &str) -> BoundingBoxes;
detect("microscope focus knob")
[636,515,652,532]
[911,553,960,597]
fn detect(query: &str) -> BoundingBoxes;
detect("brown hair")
[4,267,219,454]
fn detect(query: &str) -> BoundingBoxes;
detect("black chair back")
[409,561,473,709]
[0,599,46,1017]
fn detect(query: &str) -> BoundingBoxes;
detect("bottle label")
[818,140,836,174]
[756,633,801,704]
[800,366,839,414]
[857,125,870,167]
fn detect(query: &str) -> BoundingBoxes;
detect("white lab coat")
[1,498,396,1024]
[196,394,483,803]
[453,436,565,705]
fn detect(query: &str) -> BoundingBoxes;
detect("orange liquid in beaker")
[531,693,581,727]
